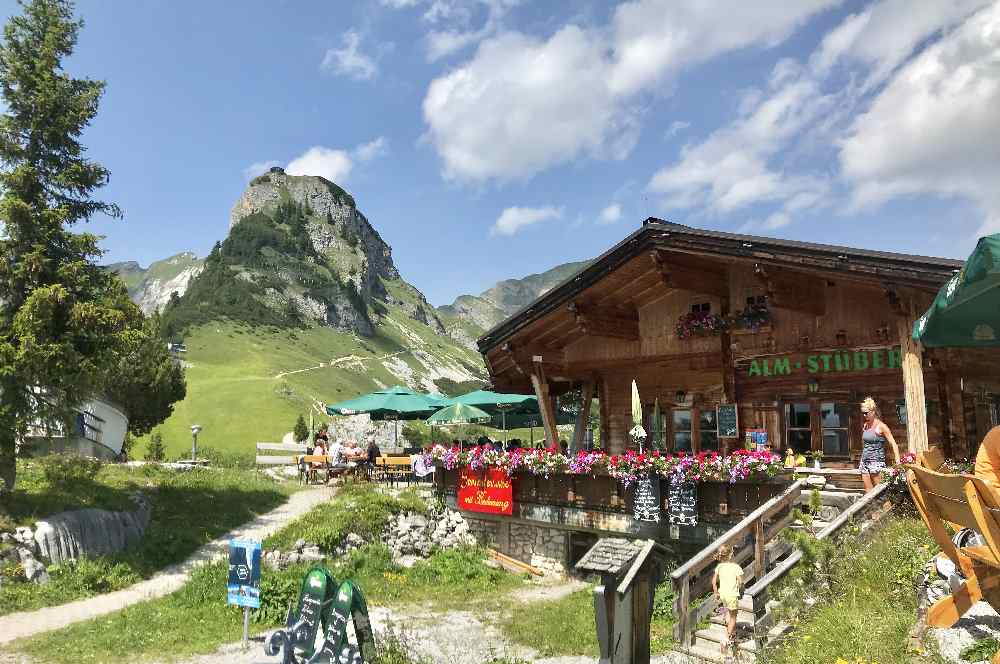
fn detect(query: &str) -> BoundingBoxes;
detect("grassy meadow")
[141,297,486,460]
[0,458,296,616]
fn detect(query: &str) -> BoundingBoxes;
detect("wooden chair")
[917,447,962,531]
[907,464,1000,663]
[919,447,948,472]
[384,456,414,486]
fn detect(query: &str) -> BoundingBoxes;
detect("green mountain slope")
[141,169,486,456]
[107,252,204,314]
[437,259,592,338]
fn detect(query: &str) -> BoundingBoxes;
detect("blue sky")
[5,0,998,305]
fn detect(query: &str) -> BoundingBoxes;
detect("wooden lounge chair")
[907,464,1000,663]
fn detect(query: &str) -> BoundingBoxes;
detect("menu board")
[718,403,739,438]
[668,477,698,526]
[633,475,661,522]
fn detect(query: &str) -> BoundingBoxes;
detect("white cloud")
[598,203,623,225]
[840,1,1000,236]
[665,121,690,138]
[286,147,354,183]
[490,205,563,236]
[321,30,378,81]
[353,136,388,162]
[646,0,997,235]
[381,0,420,7]
[422,0,838,183]
[243,160,281,181]
[649,67,833,216]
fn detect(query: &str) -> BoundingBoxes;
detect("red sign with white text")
[457,468,513,515]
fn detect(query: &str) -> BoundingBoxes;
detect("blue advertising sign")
[227,539,261,609]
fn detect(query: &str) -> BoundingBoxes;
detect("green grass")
[764,512,939,664]
[13,486,521,664]
[501,580,675,657]
[265,483,428,552]
[0,458,295,616]
[142,304,486,460]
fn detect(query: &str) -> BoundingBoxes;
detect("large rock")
[33,494,151,564]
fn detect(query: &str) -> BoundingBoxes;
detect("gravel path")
[0,485,334,646]
[145,602,700,664]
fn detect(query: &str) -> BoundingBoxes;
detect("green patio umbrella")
[426,403,493,425]
[444,390,540,444]
[326,386,441,445]
[913,234,1000,347]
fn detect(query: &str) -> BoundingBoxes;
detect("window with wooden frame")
[673,409,693,452]
[699,409,719,452]
[820,402,850,457]
[784,403,812,454]
[691,302,711,314]
[645,409,668,451]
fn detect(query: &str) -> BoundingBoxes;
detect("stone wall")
[463,516,570,577]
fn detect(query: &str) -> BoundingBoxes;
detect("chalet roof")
[478,219,963,354]
[575,537,646,575]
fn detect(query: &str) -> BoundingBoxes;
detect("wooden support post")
[898,315,929,454]
[599,378,613,453]
[531,358,560,447]
[754,519,766,583]
[571,380,595,453]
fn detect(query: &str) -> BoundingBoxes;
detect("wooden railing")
[671,479,805,648]
[744,482,891,622]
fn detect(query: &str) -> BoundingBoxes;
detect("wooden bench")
[374,456,414,485]
[907,463,1000,662]
[256,442,307,472]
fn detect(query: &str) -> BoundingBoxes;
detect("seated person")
[366,437,381,464]
[974,425,1000,490]
[308,440,327,483]
[342,439,366,463]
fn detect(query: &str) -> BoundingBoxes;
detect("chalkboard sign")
[668,477,698,526]
[633,475,661,522]
[718,403,739,438]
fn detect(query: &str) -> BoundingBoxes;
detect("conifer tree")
[0,0,142,492]
[293,414,309,443]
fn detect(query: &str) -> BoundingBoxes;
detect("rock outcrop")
[0,492,151,585]
[32,492,151,564]
[438,259,592,342]
[230,168,397,304]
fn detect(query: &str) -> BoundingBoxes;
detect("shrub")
[38,455,101,490]
[293,414,309,443]
[144,431,165,462]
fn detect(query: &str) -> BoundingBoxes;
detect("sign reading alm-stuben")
[745,346,902,378]
[457,468,513,515]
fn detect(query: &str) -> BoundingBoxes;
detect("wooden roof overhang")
[480,220,963,392]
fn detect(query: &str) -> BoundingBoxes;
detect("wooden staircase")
[671,479,891,662]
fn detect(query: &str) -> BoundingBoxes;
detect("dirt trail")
[0,486,335,646]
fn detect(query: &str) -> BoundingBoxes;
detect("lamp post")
[190,424,202,461]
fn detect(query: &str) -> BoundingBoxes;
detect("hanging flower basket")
[731,302,772,334]
[675,311,729,340]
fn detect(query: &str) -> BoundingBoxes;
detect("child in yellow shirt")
[712,544,743,655]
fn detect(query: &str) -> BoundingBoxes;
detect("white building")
[23,396,129,460]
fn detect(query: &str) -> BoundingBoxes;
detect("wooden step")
[695,622,758,654]
[680,642,758,663]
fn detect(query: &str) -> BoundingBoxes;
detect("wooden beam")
[569,302,640,341]
[599,377,613,454]
[754,264,826,316]
[531,359,560,447]
[570,380,595,453]
[898,312,929,454]
[650,250,728,297]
